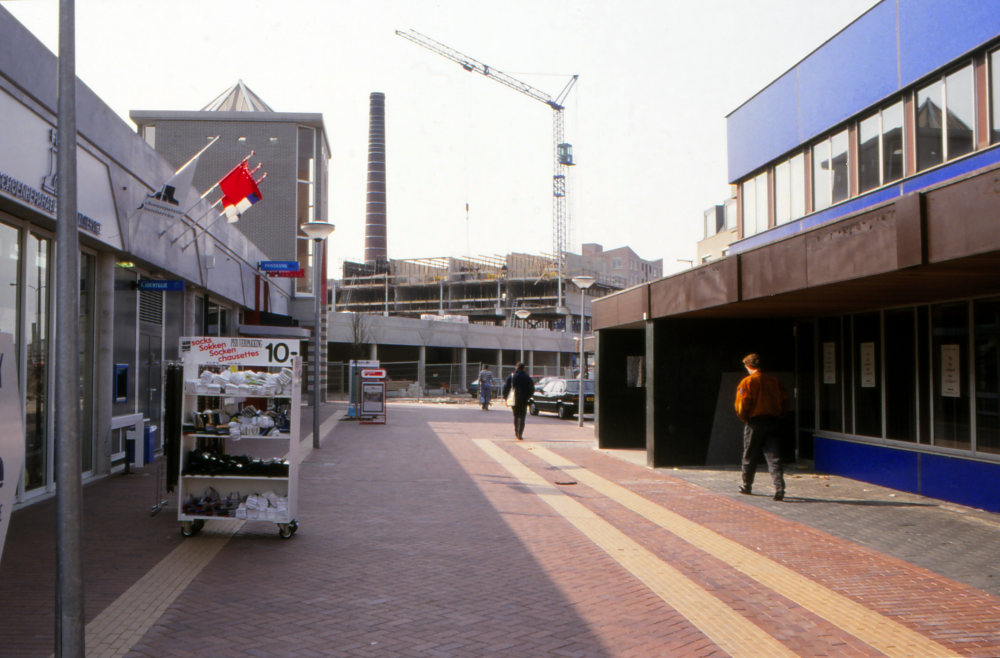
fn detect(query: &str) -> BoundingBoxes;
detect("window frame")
[915,60,977,172]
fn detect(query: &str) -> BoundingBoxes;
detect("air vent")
[139,279,163,325]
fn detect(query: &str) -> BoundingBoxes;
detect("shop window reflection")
[974,298,1000,455]
[24,235,49,492]
[931,302,971,450]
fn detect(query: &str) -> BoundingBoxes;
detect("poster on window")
[361,382,386,415]
[860,342,876,388]
[0,333,25,563]
[941,344,961,398]
[822,342,836,384]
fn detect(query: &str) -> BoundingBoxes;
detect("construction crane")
[396,29,578,311]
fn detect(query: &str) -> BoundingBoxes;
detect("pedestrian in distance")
[477,364,494,410]
[502,362,536,440]
[735,353,790,501]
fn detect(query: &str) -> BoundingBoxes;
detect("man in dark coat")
[502,362,536,440]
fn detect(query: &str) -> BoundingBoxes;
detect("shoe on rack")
[773,491,784,502]
[739,485,752,495]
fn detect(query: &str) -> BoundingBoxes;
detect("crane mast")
[396,29,578,312]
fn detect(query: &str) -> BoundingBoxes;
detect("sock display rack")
[177,336,302,539]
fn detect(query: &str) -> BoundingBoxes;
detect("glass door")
[24,234,49,494]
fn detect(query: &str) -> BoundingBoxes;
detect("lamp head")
[514,309,531,320]
[300,221,336,241]
[572,275,596,290]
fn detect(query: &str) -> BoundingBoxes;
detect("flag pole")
[168,198,222,244]
[156,148,254,238]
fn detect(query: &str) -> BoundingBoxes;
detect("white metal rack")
[177,337,302,539]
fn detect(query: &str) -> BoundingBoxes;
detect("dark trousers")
[742,415,785,494]
[511,404,528,437]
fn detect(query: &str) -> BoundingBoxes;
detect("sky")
[1,0,876,276]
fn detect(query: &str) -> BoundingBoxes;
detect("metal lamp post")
[300,221,336,449]
[571,276,596,427]
[514,309,531,366]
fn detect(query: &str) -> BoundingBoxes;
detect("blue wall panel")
[899,0,1000,87]
[920,453,1000,513]
[814,437,920,493]
[727,70,800,183]
[901,147,1000,194]
[798,1,899,143]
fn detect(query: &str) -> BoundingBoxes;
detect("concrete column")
[93,252,115,476]
[496,348,503,377]
[418,345,426,392]
[646,320,658,468]
[369,343,378,360]
[556,352,562,377]
[183,288,197,336]
[460,347,467,392]
[528,350,534,376]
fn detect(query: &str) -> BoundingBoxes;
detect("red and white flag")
[219,161,263,222]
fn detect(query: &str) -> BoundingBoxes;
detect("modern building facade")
[131,82,332,396]
[0,7,294,508]
[695,200,737,264]
[593,0,1000,513]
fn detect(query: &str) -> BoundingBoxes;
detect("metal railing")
[327,361,574,398]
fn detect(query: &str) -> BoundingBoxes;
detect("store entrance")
[139,333,162,447]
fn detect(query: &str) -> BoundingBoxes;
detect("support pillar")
[369,343,378,360]
[183,288,196,336]
[497,348,503,377]
[460,347,467,392]
[93,252,115,476]
[556,352,562,377]
[418,345,426,392]
[528,350,534,376]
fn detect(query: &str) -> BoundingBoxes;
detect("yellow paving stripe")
[49,519,244,658]
[524,444,960,658]
[474,439,798,658]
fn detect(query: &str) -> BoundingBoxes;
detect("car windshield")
[565,380,595,393]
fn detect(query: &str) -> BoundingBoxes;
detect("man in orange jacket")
[735,353,790,501]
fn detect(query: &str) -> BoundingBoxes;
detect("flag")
[220,161,263,223]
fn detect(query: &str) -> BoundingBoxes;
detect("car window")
[543,381,560,394]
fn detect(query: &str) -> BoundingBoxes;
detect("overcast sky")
[2,0,875,276]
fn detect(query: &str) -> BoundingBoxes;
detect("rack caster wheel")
[193,519,205,532]
[181,521,195,537]
[278,523,294,539]
[290,520,299,535]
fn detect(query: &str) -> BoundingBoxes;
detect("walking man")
[735,354,789,501]
[477,364,494,410]
[502,362,535,440]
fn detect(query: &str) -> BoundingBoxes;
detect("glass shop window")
[773,154,804,226]
[884,308,917,442]
[741,171,768,237]
[931,302,971,450]
[818,316,843,432]
[852,312,882,438]
[916,63,975,172]
[974,298,1000,455]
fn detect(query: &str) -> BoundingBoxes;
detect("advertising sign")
[942,344,961,398]
[0,333,25,562]
[180,336,299,367]
[137,280,185,292]
[361,382,386,415]
[360,369,386,379]
[267,270,304,278]
[258,261,301,272]
[822,342,836,384]
[860,342,876,388]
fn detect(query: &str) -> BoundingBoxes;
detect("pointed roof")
[201,80,274,112]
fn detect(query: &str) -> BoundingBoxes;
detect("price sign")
[361,369,386,379]
[180,336,299,366]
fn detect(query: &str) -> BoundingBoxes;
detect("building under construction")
[334,246,661,333]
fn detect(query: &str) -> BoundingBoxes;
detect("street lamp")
[300,221,336,449]
[514,309,531,368]
[571,275,596,427]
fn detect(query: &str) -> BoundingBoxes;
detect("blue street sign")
[259,261,301,272]
[137,280,185,292]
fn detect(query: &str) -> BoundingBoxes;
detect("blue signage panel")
[259,261,301,272]
[137,280,185,292]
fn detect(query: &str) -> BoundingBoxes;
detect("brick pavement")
[2,402,999,657]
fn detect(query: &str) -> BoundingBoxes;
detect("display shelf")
[177,336,302,540]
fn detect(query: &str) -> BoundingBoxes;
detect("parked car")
[529,377,594,419]
[468,378,500,399]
